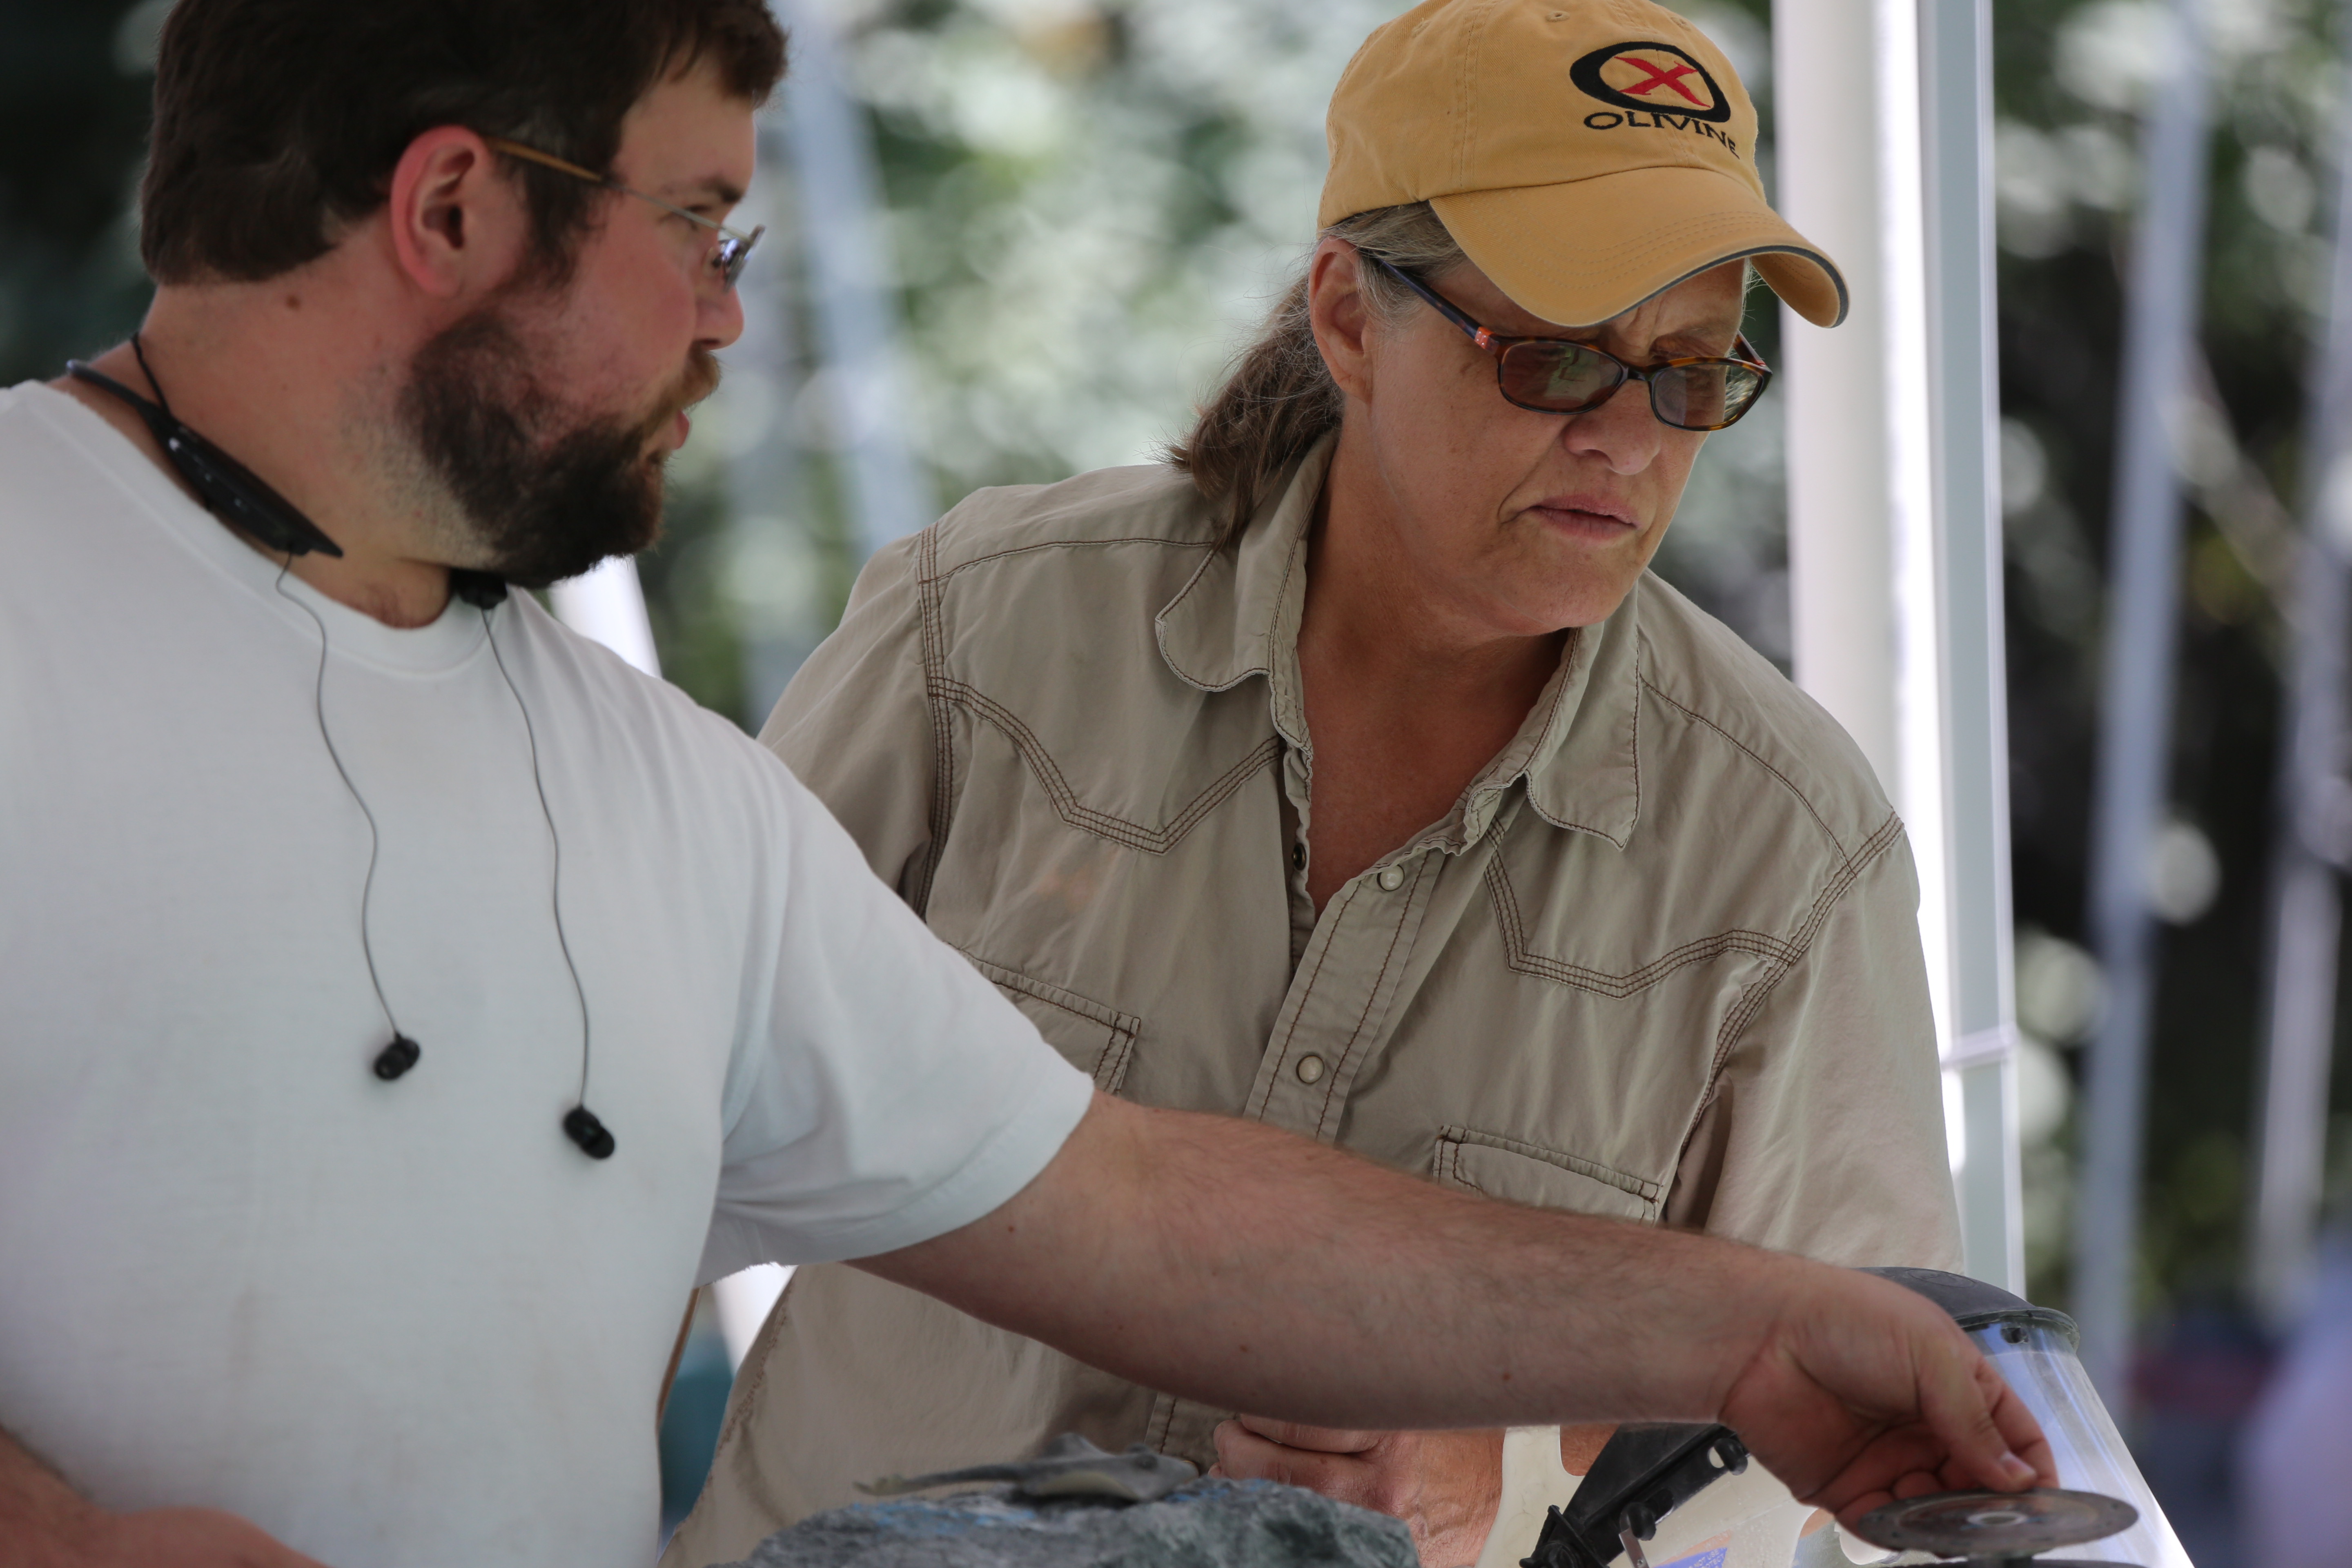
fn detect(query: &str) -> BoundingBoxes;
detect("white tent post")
[1917,0,2024,1292]
[1774,0,2020,1286]
[2250,31,2352,1330]
[550,558,664,679]
[2075,0,2214,1406]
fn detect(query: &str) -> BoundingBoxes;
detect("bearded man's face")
[398,290,719,590]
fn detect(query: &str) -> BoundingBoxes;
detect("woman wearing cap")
[666,1,1957,1564]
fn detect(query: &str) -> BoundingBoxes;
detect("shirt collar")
[1154,434,1332,722]
[1154,432,1643,850]
[1503,594,1642,849]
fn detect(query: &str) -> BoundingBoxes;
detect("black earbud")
[450,570,509,609]
[563,1107,616,1160]
[373,1034,422,1080]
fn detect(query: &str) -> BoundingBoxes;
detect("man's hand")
[1211,1420,1501,1568]
[1713,1268,2055,1521]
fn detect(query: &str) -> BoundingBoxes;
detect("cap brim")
[1430,166,1849,329]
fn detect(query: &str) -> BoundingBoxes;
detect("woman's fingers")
[1212,1419,1382,1495]
[1228,1416,1386,1454]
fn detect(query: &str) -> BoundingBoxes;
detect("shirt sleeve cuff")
[697,1051,1096,1282]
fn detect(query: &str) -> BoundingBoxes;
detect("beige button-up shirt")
[666,441,1960,1567]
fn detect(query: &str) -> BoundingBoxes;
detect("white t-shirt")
[0,383,1095,1566]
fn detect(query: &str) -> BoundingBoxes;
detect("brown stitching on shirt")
[1480,633,1577,804]
[932,534,1219,590]
[1155,540,1235,679]
[913,523,955,918]
[1658,812,1908,1216]
[1094,1027,1138,1096]
[1637,670,1852,865]
[1521,627,1638,846]
[938,677,1280,854]
[1625,638,1643,829]
[1434,1125,1664,1204]
[912,529,1232,902]
[1485,857,1805,993]
[1662,814,1907,1202]
[1312,853,1431,1140]
[958,950,1144,1090]
[1145,1392,1178,1452]
[1702,811,1907,1073]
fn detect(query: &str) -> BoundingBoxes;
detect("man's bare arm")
[856,1092,2052,1521]
[0,1423,326,1568]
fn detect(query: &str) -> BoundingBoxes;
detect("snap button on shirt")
[1375,865,1405,891]
[1295,1054,1327,1084]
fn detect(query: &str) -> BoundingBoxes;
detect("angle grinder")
[1512,1268,2194,1568]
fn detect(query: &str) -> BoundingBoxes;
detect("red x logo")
[1617,55,1706,107]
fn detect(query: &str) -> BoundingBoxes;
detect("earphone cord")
[483,610,594,1106]
[274,559,403,1042]
[129,333,172,417]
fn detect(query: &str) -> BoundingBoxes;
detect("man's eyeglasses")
[484,136,764,289]
[1363,254,1771,432]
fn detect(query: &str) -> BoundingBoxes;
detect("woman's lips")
[1528,497,1639,539]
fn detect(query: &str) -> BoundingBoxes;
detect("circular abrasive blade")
[1849,1489,2139,1555]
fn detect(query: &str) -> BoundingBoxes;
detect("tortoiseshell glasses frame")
[1363,253,1772,431]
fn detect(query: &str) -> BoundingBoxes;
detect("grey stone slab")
[860,1432,1200,1503]
[715,1477,1419,1568]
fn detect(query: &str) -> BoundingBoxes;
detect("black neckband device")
[67,339,615,1160]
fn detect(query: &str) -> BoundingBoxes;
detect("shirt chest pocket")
[1431,1125,1663,1225]
[962,952,1142,1096]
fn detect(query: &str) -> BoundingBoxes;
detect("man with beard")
[0,3,2052,1566]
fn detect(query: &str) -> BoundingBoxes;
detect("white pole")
[2075,0,2214,1405]
[550,558,663,678]
[2251,37,2352,1329]
[1776,0,2020,1284]
[1917,0,2023,1293]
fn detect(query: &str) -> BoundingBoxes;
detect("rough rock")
[860,1432,1199,1503]
[714,1477,1420,1568]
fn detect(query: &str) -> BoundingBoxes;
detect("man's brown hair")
[140,0,787,286]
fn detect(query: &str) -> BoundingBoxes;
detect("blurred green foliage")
[1987,0,2352,1315]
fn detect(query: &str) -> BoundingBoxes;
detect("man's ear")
[385,127,530,300]
[1307,238,1376,404]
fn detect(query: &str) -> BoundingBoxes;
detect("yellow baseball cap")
[1320,0,1847,329]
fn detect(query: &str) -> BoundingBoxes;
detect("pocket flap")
[1432,1126,1662,1224]
[962,953,1142,1096]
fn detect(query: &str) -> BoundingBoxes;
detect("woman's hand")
[1212,1418,1503,1568]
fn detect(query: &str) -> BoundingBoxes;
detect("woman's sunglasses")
[1363,254,1772,431]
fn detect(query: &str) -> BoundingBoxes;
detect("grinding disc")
[1849,1489,2139,1556]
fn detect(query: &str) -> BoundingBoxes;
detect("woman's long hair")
[1165,202,1464,540]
